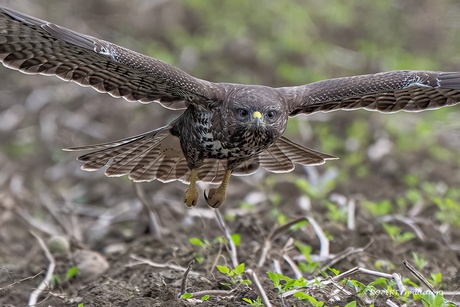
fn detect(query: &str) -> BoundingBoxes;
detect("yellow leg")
[204,170,232,208]
[184,169,199,207]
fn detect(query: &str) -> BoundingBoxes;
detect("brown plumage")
[1,7,460,208]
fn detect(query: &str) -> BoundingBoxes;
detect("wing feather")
[277,71,460,116]
[0,7,220,108]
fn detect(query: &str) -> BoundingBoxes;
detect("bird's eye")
[267,110,277,119]
[237,108,249,118]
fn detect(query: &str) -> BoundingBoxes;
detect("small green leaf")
[345,301,357,307]
[294,292,323,305]
[234,263,245,275]
[194,254,204,264]
[217,265,230,275]
[65,266,79,280]
[434,291,445,306]
[52,274,62,284]
[181,292,192,299]
[189,237,205,247]
[327,267,340,276]
[231,233,241,246]
[267,272,280,286]
[201,295,210,301]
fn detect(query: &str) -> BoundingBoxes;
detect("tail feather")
[67,126,231,184]
[67,126,195,183]
[197,159,228,183]
[275,137,338,165]
[66,128,338,184]
[105,140,160,176]
[259,142,295,173]
[257,136,338,174]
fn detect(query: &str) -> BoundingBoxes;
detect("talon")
[204,170,232,209]
[204,188,224,208]
[184,169,199,207]
[184,187,198,207]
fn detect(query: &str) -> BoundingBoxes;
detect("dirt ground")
[1,132,460,306]
[1,1,460,306]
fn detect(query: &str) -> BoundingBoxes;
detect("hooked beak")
[252,111,263,126]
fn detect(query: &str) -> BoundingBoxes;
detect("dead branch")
[134,183,162,239]
[214,210,238,268]
[179,259,195,296]
[246,269,273,307]
[403,260,435,293]
[127,254,188,272]
[29,231,56,306]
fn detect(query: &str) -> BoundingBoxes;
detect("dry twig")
[187,289,234,298]
[258,215,330,268]
[127,255,188,272]
[134,183,162,239]
[180,259,195,296]
[281,266,405,298]
[247,269,273,307]
[29,231,56,306]
[403,260,436,293]
[319,239,373,270]
[0,271,43,292]
[214,210,238,268]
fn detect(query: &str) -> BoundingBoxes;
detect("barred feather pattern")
[279,71,460,116]
[0,7,216,108]
[69,126,227,184]
[69,132,337,184]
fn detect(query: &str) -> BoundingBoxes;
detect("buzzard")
[1,7,460,208]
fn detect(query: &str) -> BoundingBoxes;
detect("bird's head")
[221,85,288,147]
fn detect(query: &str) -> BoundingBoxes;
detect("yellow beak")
[252,111,263,126]
[252,111,262,120]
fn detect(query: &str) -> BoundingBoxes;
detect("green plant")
[325,201,347,223]
[216,263,251,287]
[267,272,309,294]
[428,272,443,288]
[294,241,320,273]
[361,199,393,216]
[189,237,211,263]
[51,266,79,285]
[189,234,241,264]
[294,177,335,200]
[181,293,210,301]
[433,197,460,227]
[382,223,415,243]
[413,291,456,307]
[293,292,325,306]
[65,266,79,280]
[412,252,428,270]
[242,296,263,306]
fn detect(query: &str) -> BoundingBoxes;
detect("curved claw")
[204,188,224,208]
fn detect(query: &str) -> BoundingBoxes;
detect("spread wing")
[277,71,460,116]
[0,7,219,109]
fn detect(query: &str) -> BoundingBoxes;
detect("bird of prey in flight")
[1,7,459,208]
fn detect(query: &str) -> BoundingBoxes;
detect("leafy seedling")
[216,263,251,287]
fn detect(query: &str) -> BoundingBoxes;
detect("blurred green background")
[1,0,460,209]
